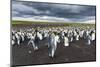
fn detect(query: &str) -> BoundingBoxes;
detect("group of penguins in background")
[12,26,95,58]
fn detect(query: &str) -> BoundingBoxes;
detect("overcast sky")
[12,1,96,23]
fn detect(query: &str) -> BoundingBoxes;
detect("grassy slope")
[11,20,95,28]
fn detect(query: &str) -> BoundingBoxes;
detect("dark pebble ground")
[11,38,96,67]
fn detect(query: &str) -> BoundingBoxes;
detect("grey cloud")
[12,1,96,23]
